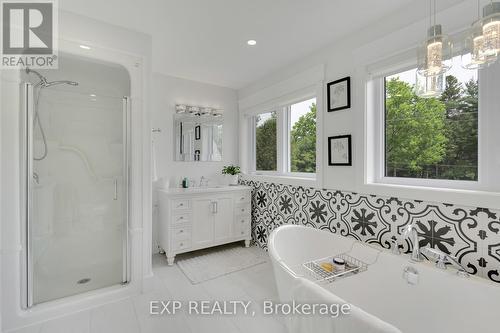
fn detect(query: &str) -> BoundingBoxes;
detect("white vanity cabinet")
[157,186,252,265]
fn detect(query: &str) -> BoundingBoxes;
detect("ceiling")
[60,0,464,89]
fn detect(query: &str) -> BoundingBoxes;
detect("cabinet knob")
[179,203,184,207]
[179,216,184,220]
[179,230,183,233]
[241,231,244,235]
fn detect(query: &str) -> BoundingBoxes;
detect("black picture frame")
[328,135,352,166]
[327,76,351,112]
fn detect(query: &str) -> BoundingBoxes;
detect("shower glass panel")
[24,55,130,306]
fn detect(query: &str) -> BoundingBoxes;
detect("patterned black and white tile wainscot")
[239,177,500,283]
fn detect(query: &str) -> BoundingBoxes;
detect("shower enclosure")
[22,54,131,306]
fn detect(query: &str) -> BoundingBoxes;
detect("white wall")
[151,73,239,187]
[238,0,500,209]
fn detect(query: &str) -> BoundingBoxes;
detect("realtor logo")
[1,0,58,68]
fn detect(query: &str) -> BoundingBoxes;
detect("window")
[384,60,478,181]
[253,97,317,176]
[289,98,317,173]
[255,111,277,171]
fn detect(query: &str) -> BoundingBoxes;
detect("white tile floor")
[8,245,287,333]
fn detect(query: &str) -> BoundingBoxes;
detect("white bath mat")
[176,245,267,284]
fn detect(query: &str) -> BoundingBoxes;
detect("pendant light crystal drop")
[417,24,453,77]
[481,2,500,62]
[416,71,445,98]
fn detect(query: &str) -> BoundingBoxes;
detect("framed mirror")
[174,112,223,162]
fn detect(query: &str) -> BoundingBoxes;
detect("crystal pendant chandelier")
[481,1,500,62]
[416,71,445,98]
[462,0,489,69]
[417,0,453,77]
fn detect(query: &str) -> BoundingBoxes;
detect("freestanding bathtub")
[269,225,500,333]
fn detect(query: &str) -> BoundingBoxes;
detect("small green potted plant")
[222,165,241,186]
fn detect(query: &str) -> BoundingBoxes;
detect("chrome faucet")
[401,223,423,262]
[420,247,470,277]
[199,176,209,187]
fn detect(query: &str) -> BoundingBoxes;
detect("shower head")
[26,68,47,86]
[25,67,79,88]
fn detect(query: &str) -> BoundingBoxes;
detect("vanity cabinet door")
[213,196,233,242]
[192,198,214,247]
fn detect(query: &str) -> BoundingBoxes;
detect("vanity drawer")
[171,238,191,251]
[235,205,250,215]
[171,199,190,211]
[234,192,251,204]
[235,215,251,226]
[234,223,250,237]
[171,226,191,241]
[172,213,190,225]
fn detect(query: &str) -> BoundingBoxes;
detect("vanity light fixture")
[188,106,201,115]
[175,104,187,114]
[481,1,500,63]
[247,39,257,46]
[176,104,222,117]
[200,107,213,116]
[211,109,223,117]
[417,0,453,77]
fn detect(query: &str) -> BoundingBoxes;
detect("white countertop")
[157,185,252,195]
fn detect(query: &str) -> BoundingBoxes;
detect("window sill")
[242,173,317,188]
[360,182,500,210]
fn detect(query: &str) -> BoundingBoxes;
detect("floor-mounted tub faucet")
[401,223,423,262]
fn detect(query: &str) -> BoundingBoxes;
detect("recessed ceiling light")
[90,94,96,97]
[79,45,91,50]
[247,39,257,46]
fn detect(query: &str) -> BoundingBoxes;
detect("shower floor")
[33,226,124,304]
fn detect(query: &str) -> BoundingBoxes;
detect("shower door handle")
[114,179,118,200]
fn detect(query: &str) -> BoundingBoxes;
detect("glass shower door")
[25,82,129,306]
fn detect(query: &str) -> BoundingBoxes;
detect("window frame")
[370,61,488,191]
[251,95,317,178]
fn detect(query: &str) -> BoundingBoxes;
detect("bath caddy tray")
[302,253,368,283]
